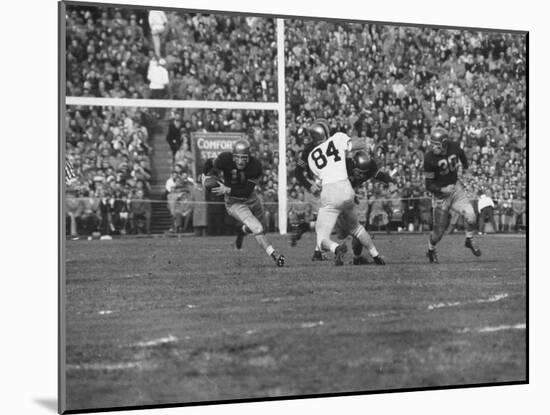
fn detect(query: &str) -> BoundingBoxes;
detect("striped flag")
[65,159,77,184]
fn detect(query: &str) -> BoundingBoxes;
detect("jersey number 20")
[437,154,459,175]
[311,141,341,169]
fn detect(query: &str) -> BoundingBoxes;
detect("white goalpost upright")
[65,18,288,235]
[276,18,287,235]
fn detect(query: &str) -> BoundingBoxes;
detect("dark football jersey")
[423,141,469,189]
[214,152,263,198]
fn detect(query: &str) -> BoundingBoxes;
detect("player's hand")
[440,184,456,195]
[310,182,321,196]
[211,182,230,196]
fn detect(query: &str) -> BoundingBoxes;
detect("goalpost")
[65,19,288,235]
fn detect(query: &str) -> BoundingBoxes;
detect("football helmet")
[233,139,251,169]
[352,150,371,172]
[308,119,331,143]
[430,127,449,155]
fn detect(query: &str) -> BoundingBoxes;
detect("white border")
[3,0,545,414]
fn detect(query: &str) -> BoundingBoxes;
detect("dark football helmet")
[308,119,331,143]
[430,127,449,155]
[352,150,371,172]
[233,139,251,169]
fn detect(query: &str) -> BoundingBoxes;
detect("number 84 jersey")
[307,132,352,185]
[423,141,469,189]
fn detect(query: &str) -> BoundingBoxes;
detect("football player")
[298,119,378,266]
[423,127,481,263]
[204,140,285,267]
[295,149,392,265]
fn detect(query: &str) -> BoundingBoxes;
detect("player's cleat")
[352,255,370,265]
[334,243,348,266]
[235,227,245,250]
[271,252,285,267]
[372,255,386,265]
[464,238,482,257]
[427,249,439,264]
[311,250,326,261]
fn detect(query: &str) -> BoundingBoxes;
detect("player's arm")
[424,158,443,196]
[294,158,314,192]
[213,155,260,198]
[295,145,320,194]
[369,160,396,185]
[373,170,395,185]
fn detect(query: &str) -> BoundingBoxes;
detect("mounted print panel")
[59,1,527,413]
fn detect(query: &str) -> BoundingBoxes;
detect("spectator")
[368,189,390,232]
[165,165,183,198]
[147,58,170,99]
[499,192,515,232]
[66,188,83,237]
[402,185,421,232]
[148,10,167,58]
[79,190,101,235]
[111,189,131,234]
[166,118,184,160]
[191,178,207,236]
[478,189,497,234]
[512,192,526,231]
[167,178,193,233]
[386,183,404,230]
[263,187,278,233]
[130,189,152,234]
[98,188,114,235]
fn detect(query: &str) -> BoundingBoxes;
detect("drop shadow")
[34,398,57,412]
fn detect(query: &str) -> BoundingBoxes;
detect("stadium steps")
[149,119,173,234]
[150,195,173,234]
[150,119,173,196]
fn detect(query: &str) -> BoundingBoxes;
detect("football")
[203,175,222,191]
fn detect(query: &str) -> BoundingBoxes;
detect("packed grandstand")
[65,6,527,236]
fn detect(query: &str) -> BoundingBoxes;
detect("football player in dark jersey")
[295,147,392,265]
[423,127,481,263]
[204,139,285,267]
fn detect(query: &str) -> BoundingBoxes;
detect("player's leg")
[248,197,285,266]
[452,188,481,257]
[333,209,367,265]
[427,197,450,263]
[344,204,385,265]
[316,206,347,265]
[350,237,369,264]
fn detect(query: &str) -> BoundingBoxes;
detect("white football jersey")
[307,132,352,185]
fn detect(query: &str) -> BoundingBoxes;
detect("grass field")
[63,232,527,411]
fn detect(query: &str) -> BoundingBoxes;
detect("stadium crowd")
[283,22,526,232]
[65,6,278,101]
[65,106,155,236]
[65,6,527,236]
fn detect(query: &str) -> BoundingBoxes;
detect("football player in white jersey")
[304,119,380,266]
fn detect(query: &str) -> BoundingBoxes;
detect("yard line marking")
[132,335,178,347]
[427,293,509,310]
[477,323,526,332]
[301,321,324,328]
[261,297,282,303]
[458,323,526,333]
[66,361,155,371]
[365,312,397,318]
